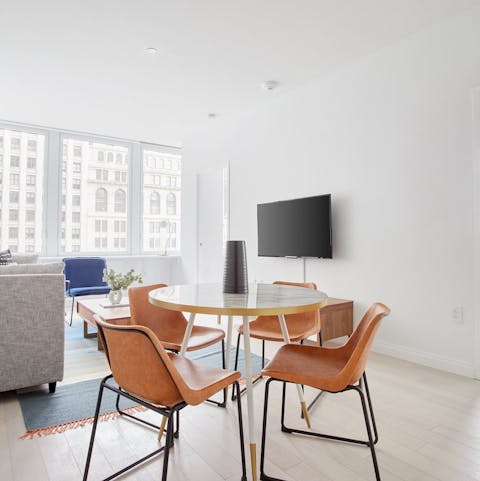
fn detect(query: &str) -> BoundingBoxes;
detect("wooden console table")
[319,297,353,343]
[76,298,131,350]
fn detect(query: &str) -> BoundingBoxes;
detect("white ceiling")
[1,0,479,146]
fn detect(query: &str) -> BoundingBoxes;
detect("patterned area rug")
[18,342,267,439]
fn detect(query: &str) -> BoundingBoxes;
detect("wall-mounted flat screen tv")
[257,194,332,258]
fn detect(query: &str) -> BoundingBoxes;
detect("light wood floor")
[2,311,480,481]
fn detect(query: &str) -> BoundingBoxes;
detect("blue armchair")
[64,257,110,325]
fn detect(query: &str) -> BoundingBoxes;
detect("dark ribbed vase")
[223,240,248,294]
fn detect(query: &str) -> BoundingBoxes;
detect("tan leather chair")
[83,318,246,481]
[233,280,320,399]
[129,283,228,406]
[259,302,390,481]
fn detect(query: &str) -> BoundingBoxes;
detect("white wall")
[185,7,480,376]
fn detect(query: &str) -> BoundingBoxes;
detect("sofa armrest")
[0,273,65,392]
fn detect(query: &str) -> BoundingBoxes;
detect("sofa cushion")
[12,254,39,265]
[0,262,64,275]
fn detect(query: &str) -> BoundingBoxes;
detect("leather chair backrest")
[128,283,187,334]
[342,303,390,386]
[95,317,185,407]
[266,281,320,331]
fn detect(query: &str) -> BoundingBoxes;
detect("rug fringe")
[19,404,148,440]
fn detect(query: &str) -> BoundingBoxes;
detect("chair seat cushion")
[262,344,350,392]
[171,354,240,406]
[158,325,225,352]
[68,286,111,297]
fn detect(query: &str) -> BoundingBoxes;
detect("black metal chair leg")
[260,378,283,481]
[83,378,106,481]
[363,372,379,444]
[204,340,227,408]
[234,381,247,481]
[161,414,174,481]
[261,340,266,369]
[355,385,381,481]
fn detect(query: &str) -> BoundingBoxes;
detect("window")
[114,189,126,212]
[11,137,20,150]
[9,174,19,186]
[9,227,18,238]
[143,149,181,252]
[61,138,130,253]
[9,209,18,221]
[150,192,160,214]
[167,192,176,215]
[114,220,126,232]
[95,219,107,232]
[150,221,161,233]
[95,188,108,211]
[1,124,179,255]
[9,191,19,203]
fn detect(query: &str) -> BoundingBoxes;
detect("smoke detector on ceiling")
[262,80,279,91]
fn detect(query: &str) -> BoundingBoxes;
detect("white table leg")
[242,315,257,481]
[179,312,196,356]
[225,316,233,370]
[224,316,234,398]
[278,314,311,428]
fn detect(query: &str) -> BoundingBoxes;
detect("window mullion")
[44,130,61,256]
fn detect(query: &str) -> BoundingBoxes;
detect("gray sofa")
[0,260,65,392]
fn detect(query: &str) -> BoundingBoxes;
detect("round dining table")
[149,282,328,481]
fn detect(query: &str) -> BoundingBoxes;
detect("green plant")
[102,268,143,291]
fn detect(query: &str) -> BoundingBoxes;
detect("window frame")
[0,120,181,256]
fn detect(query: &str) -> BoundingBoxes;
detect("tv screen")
[257,194,332,258]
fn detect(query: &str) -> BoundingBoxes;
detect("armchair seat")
[68,286,111,297]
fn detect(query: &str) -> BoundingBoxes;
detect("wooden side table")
[76,298,131,350]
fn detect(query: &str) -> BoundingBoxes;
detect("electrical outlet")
[452,306,464,324]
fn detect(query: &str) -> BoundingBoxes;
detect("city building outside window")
[1,124,180,255]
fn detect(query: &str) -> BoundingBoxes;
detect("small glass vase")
[108,289,123,305]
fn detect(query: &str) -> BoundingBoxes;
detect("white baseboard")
[373,340,475,378]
